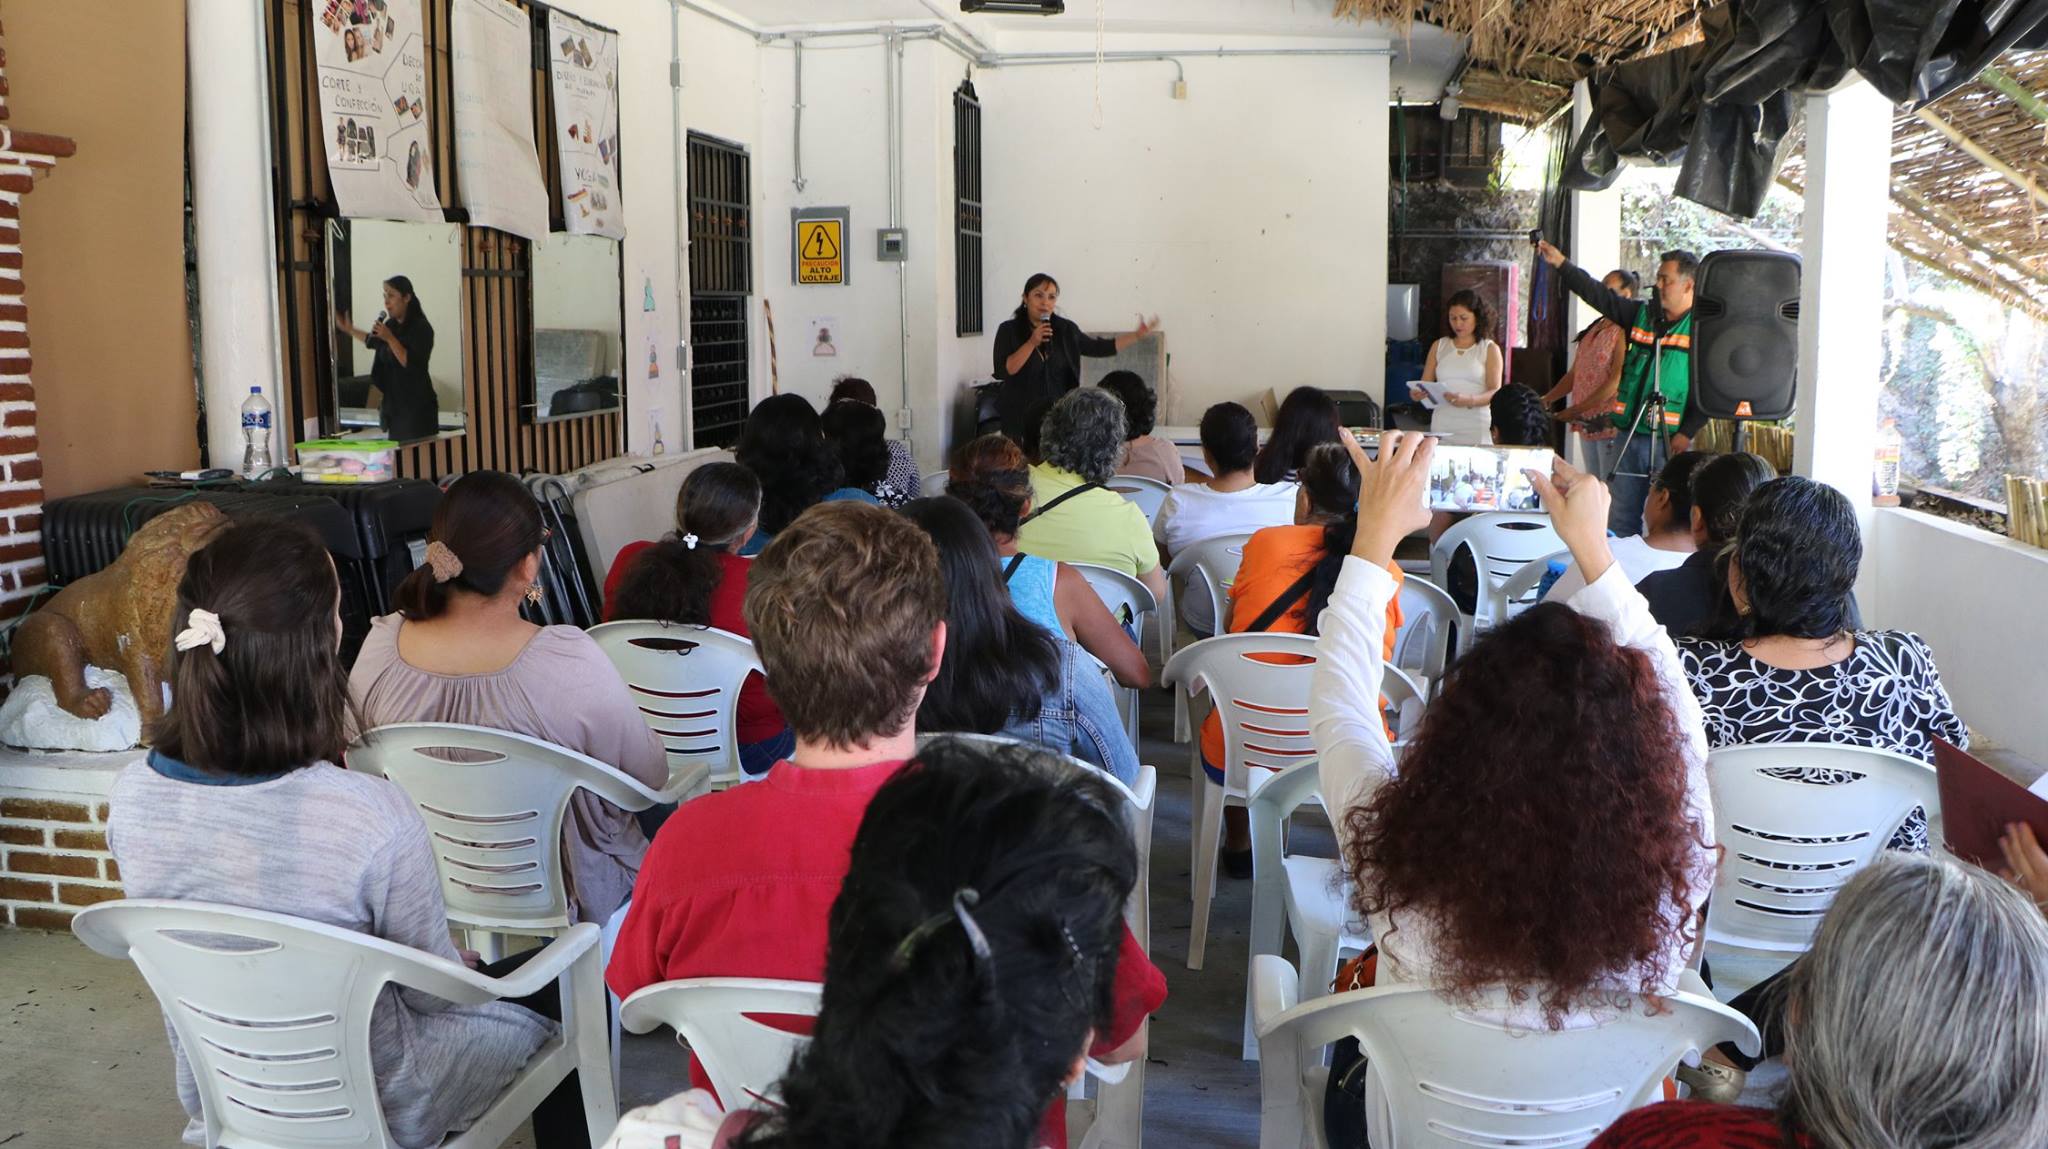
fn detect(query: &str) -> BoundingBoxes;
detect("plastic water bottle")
[1874,418,1903,502]
[240,386,274,480]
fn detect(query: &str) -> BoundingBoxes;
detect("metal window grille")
[687,133,752,449]
[954,80,984,336]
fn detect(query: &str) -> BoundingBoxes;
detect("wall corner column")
[188,0,285,469]
[1794,79,1894,517]
[1567,80,1622,335]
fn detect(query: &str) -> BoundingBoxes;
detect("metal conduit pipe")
[791,37,808,193]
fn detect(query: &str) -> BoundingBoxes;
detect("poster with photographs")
[452,0,548,240]
[314,0,441,221]
[547,10,623,239]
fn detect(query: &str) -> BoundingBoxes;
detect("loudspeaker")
[1691,250,1801,421]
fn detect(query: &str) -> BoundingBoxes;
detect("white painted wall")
[973,40,1392,430]
[1868,509,2048,768]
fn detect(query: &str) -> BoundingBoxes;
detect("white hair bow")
[175,608,227,656]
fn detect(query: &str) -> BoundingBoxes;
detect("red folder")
[1933,737,2048,870]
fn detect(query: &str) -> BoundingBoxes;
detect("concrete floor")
[0,678,1995,1148]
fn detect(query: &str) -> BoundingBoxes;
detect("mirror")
[530,233,625,422]
[326,219,465,440]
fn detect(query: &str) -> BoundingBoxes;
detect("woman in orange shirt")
[1203,442,1404,876]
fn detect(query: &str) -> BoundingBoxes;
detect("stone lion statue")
[12,502,229,738]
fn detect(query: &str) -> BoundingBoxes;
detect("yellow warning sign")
[796,219,844,285]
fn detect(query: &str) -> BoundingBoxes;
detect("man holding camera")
[1538,239,1705,538]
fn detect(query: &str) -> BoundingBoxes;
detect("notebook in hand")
[1932,738,2048,870]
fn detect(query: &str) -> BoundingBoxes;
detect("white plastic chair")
[1073,560,1167,669]
[1705,742,1941,974]
[349,723,707,957]
[1428,514,1562,653]
[1490,548,1572,630]
[588,622,763,789]
[916,731,1158,951]
[1250,955,1761,1149]
[1242,669,1425,1059]
[1162,631,1319,970]
[922,470,952,497]
[1107,473,1173,523]
[1164,531,1255,742]
[72,900,617,1149]
[618,977,821,1112]
[1392,577,1457,699]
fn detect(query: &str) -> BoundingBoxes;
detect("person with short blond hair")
[608,500,1165,1149]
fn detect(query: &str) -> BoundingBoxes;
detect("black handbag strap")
[1245,566,1320,634]
[1020,481,1103,525]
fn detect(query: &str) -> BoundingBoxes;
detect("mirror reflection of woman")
[338,275,438,441]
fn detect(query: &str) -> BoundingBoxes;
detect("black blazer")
[991,313,1118,441]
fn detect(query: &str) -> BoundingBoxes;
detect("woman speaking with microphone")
[992,273,1159,445]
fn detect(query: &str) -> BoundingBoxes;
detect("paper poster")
[313,0,441,221]
[547,10,623,239]
[809,317,840,358]
[451,0,548,240]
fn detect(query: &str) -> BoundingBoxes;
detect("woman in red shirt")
[604,463,790,777]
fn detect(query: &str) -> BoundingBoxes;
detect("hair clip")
[424,540,463,583]
[683,533,699,550]
[890,888,993,972]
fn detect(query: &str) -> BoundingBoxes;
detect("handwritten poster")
[547,9,623,239]
[452,0,548,240]
[312,0,441,221]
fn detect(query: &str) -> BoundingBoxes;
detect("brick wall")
[0,791,119,928]
[0,25,76,680]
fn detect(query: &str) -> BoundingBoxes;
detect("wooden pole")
[1912,107,2048,217]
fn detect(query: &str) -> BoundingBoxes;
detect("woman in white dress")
[1410,289,1504,446]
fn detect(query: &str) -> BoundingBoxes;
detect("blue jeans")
[738,727,797,779]
[1603,433,1665,539]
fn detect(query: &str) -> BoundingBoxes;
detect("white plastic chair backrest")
[73,899,521,1149]
[588,622,762,787]
[1071,561,1160,636]
[1491,548,1572,626]
[1262,973,1759,1149]
[1394,577,1457,688]
[1165,531,1255,633]
[1106,473,1172,522]
[618,978,821,1111]
[1378,664,1427,743]
[1706,742,1941,953]
[1428,514,1562,623]
[922,470,951,498]
[915,731,1157,816]
[349,722,660,932]
[1163,632,1318,792]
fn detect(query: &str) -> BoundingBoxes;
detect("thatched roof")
[1340,0,2048,317]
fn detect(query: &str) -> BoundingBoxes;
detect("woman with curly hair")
[1017,388,1167,600]
[947,433,1151,690]
[733,394,875,556]
[1314,432,1712,1034]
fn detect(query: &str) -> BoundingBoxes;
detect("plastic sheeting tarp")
[1561,0,2048,217]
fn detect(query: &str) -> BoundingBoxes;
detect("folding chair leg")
[1188,768,1222,971]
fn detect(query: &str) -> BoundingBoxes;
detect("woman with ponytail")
[603,463,792,777]
[351,470,666,923]
[603,737,1149,1149]
[108,520,588,1149]
[1197,442,1407,876]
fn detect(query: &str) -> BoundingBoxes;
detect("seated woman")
[1680,476,1963,853]
[821,398,897,507]
[1154,401,1300,636]
[1017,388,1167,601]
[829,376,918,506]
[602,463,791,779]
[734,394,874,556]
[600,737,1146,1149]
[1317,434,1712,1032]
[1098,369,1185,484]
[351,470,668,924]
[108,520,585,1149]
[1199,442,1405,877]
[1637,451,1778,637]
[1253,385,1344,484]
[946,433,1151,689]
[1592,855,2048,1149]
[903,496,1141,784]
